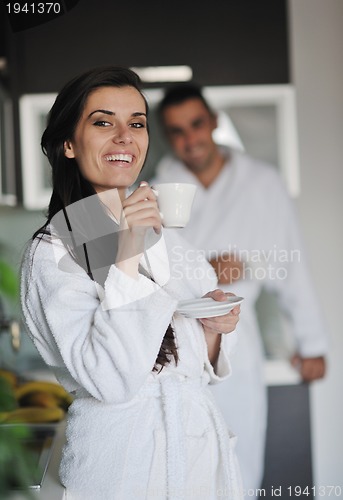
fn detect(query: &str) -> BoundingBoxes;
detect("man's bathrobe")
[20,226,243,500]
[152,148,328,496]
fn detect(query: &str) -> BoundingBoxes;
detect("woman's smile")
[103,152,134,165]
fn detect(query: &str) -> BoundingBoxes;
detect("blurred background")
[0,0,342,495]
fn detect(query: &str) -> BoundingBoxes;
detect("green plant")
[0,259,19,302]
[0,250,36,498]
[0,377,36,499]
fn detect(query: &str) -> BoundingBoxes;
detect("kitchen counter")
[26,357,301,387]
[264,358,301,386]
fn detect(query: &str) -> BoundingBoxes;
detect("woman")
[20,66,243,500]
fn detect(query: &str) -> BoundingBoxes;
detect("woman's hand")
[199,289,241,366]
[199,289,240,335]
[115,181,162,278]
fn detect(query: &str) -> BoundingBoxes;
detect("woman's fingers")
[121,183,162,234]
[123,200,158,217]
[115,182,162,277]
[123,204,162,234]
[200,310,240,334]
[202,288,227,302]
[200,289,241,334]
[123,182,157,207]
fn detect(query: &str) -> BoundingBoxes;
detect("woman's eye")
[93,120,111,127]
[130,122,146,129]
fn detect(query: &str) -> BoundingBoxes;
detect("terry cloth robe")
[151,147,329,497]
[20,226,243,500]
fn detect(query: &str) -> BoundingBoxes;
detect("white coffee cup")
[153,183,197,228]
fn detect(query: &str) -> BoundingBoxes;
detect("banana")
[0,406,65,424]
[15,381,74,408]
[19,390,61,409]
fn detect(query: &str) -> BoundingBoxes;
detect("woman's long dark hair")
[35,66,178,372]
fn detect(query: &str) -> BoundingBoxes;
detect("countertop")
[25,358,302,387]
[263,358,301,386]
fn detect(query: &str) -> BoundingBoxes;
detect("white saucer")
[176,296,244,319]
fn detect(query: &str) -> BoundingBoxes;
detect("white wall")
[289,0,343,488]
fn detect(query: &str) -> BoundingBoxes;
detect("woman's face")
[64,86,148,195]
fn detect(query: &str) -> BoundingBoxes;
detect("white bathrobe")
[20,226,243,500]
[151,147,328,496]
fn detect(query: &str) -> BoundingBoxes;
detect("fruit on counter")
[15,380,74,410]
[19,390,62,409]
[0,406,65,424]
[0,372,74,424]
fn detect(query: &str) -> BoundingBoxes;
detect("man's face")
[161,98,218,173]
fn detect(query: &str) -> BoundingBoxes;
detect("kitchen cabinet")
[261,383,313,499]
[0,82,16,206]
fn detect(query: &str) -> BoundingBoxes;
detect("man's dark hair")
[157,83,215,121]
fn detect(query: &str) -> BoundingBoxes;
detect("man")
[151,83,327,497]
